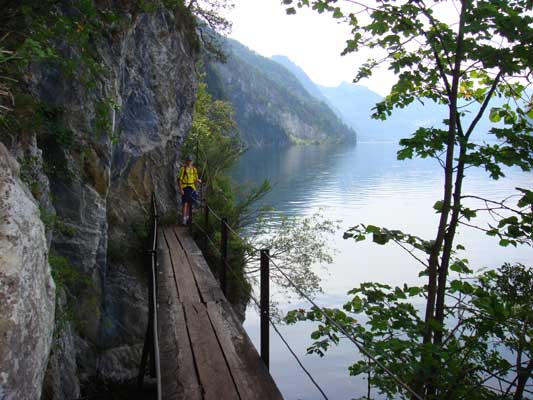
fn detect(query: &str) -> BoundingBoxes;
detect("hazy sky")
[225,0,398,96]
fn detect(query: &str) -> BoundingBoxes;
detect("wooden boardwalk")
[156,225,283,400]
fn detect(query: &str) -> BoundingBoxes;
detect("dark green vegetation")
[284,0,533,399]
[205,37,357,146]
[181,77,269,306]
[183,76,340,309]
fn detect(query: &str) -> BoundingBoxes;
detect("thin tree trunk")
[419,2,469,397]
[514,359,533,400]
[434,144,466,345]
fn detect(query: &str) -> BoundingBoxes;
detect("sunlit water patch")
[232,141,532,400]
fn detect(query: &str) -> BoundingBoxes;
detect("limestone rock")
[0,6,198,396]
[41,295,80,400]
[0,142,55,400]
[29,8,198,388]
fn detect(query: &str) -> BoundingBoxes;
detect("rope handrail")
[193,201,426,400]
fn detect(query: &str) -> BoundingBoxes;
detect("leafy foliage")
[286,264,533,400]
[282,0,533,398]
[184,75,267,305]
[247,212,339,298]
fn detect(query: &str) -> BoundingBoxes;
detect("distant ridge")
[271,55,330,105]
[205,39,357,146]
[269,56,501,141]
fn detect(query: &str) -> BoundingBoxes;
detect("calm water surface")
[231,142,532,400]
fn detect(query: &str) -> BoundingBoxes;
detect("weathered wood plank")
[175,226,203,256]
[159,248,202,399]
[174,227,225,303]
[173,303,203,400]
[184,302,240,400]
[157,249,181,400]
[207,301,284,400]
[156,245,202,400]
[188,254,225,303]
[163,227,200,303]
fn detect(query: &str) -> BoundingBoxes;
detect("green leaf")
[366,225,381,234]
[489,108,502,123]
[397,147,414,160]
[372,232,389,245]
[311,330,322,340]
[433,200,444,213]
[286,7,296,15]
[450,280,463,292]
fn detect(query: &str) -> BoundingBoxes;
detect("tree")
[187,0,234,34]
[188,0,234,61]
[185,75,339,305]
[246,212,339,299]
[282,0,533,398]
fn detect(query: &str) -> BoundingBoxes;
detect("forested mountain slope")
[206,39,356,146]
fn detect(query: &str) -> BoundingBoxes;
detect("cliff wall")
[0,5,198,398]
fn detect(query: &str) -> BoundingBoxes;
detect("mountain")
[319,82,508,141]
[205,39,356,146]
[267,55,515,142]
[319,82,446,141]
[271,55,331,105]
[267,55,441,141]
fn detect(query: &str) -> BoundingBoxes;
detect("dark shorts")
[181,186,197,205]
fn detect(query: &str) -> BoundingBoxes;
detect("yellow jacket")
[178,166,199,190]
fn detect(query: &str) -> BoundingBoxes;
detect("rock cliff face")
[0,143,55,400]
[1,6,198,399]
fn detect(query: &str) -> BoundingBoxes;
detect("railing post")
[220,217,228,294]
[149,251,157,378]
[203,201,209,251]
[188,197,193,233]
[260,249,270,369]
[137,317,152,389]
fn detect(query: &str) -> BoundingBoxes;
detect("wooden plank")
[175,226,203,256]
[188,253,225,303]
[156,246,202,400]
[207,301,284,400]
[174,303,203,400]
[174,227,225,303]
[157,248,178,400]
[163,227,200,303]
[184,302,240,400]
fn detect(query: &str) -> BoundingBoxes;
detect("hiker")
[177,155,201,225]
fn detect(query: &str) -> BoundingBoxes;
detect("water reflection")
[232,142,532,400]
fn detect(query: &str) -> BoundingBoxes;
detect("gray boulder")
[0,142,56,400]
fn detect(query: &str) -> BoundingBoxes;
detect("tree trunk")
[434,144,466,345]
[514,359,533,400]
[419,2,469,397]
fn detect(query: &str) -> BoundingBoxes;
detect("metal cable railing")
[137,193,162,400]
[189,198,426,400]
[191,213,329,399]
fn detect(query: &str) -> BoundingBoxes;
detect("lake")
[231,141,532,400]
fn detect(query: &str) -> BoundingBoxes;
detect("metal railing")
[189,199,329,399]
[188,197,425,400]
[188,200,271,367]
[137,193,162,400]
